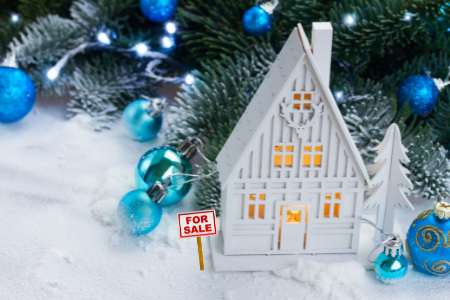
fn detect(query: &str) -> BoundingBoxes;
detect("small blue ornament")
[242,6,272,36]
[0,66,36,123]
[406,193,450,275]
[374,240,408,284]
[397,75,439,116]
[140,0,178,23]
[117,189,162,235]
[122,98,165,142]
[135,145,194,206]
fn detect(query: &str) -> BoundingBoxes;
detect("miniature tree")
[364,123,414,242]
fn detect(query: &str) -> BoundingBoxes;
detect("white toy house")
[215,23,371,257]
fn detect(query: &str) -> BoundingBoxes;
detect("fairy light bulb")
[47,68,59,80]
[135,43,148,55]
[97,32,110,45]
[11,14,19,23]
[166,22,176,34]
[162,37,173,48]
[345,15,355,26]
[185,74,195,85]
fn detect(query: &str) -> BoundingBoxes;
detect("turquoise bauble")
[122,99,163,142]
[140,0,177,22]
[406,199,450,275]
[374,252,408,284]
[117,190,162,234]
[0,67,36,123]
[135,146,193,206]
[242,6,272,36]
[397,75,439,116]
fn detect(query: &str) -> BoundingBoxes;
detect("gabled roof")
[216,24,370,189]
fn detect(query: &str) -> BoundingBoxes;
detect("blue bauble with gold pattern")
[135,142,195,206]
[406,193,450,275]
[122,98,165,142]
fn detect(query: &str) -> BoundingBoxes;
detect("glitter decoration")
[397,75,439,116]
[0,66,36,123]
[140,0,178,23]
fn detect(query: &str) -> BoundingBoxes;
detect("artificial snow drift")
[0,99,449,300]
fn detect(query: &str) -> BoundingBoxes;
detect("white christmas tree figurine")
[364,123,414,242]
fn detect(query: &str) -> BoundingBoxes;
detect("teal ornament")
[135,145,194,206]
[117,189,162,234]
[122,98,165,142]
[397,75,439,116]
[242,6,272,36]
[0,66,36,123]
[374,234,408,284]
[406,193,450,275]
[140,0,177,22]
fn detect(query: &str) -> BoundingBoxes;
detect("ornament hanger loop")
[438,192,450,203]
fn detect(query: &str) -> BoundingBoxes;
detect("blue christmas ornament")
[140,0,178,23]
[406,193,450,275]
[0,66,36,123]
[117,189,163,234]
[135,140,198,206]
[397,75,439,116]
[374,235,408,284]
[122,98,165,142]
[242,6,273,36]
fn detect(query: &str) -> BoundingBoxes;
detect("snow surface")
[0,98,450,300]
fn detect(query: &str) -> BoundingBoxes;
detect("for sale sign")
[178,210,217,238]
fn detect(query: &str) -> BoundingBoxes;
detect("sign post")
[178,210,217,271]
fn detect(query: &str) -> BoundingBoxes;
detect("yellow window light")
[334,203,340,218]
[285,155,293,167]
[258,204,265,218]
[275,145,283,152]
[274,155,282,166]
[324,203,330,218]
[293,93,301,100]
[304,146,312,151]
[249,204,255,218]
[303,155,311,166]
[304,93,312,100]
[314,154,322,166]
[249,194,256,200]
[259,194,266,200]
[314,146,323,151]
[286,145,294,152]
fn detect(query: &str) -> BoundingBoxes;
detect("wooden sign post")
[178,210,217,271]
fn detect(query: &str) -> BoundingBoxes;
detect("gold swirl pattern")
[413,209,433,222]
[415,225,450,251]
[424,259,450,275]
[405,239,411,256]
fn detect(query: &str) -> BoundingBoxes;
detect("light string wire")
[358,216,394,263]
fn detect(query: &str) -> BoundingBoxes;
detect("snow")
[1,97,450,299]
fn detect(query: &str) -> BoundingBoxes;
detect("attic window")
[303,144,323,168]
[274,145,295,168]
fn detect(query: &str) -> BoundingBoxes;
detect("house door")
[279,205,309,251]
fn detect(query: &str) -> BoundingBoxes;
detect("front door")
[279,205,308,251]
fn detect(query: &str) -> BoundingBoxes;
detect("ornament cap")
[176,138,200,160]
[146,178,171,204]
[143,96,166,118]
[434,193,450,222]
[383,234,403,258]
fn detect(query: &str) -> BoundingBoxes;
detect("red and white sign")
[178,210,217,238]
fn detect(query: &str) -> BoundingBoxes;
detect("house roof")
[216,24,370,189]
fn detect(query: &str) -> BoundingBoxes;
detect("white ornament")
[364,123,413,242]
[215,22,371,261]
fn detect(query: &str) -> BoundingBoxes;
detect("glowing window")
[274,155,282,166]
[293,93,301,100]
[293,103,301,109]
[287,210,301,223]
[315,146,323,151]
[259,194,266,200]
[285,155,293,167]
[249,194,256,200]
[303,103,311,109]
[325,193,332,199]
[335,193,341,200]
[286,146,294,152]
[303,155,311,166]
[334,203,340,217]
[304,146,312,151]
[275,146,283,152]
[258,204,265,218]
[324,203,331,218]
[314,155,322,166]
[249,204,255,218]
[304,93,312,100]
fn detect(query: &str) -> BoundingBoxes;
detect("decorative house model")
[215,23,371,257]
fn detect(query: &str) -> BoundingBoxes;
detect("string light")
[135,43,148,55]
[162,37,173,48]
[97,32,110,45]
[11,14,19,23]
[403,12,412,21]
[345,15,355,26]
[166,22,176,34]
[47,68,59,80]
[334,91,344,104]
[185,74,195,85]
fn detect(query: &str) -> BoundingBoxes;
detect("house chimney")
[311,22,333,88]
